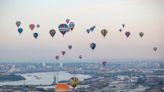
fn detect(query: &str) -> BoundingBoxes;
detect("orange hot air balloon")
[55,84,70,92]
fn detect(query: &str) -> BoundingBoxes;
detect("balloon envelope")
[29,24,35,30]
[58,24,69,36]
[125,32,130,38]
[101,29,108,37]
[139,32,144,38]
[68,45,72,50]
[69,22,75,31]
[90,26,96,31]
[79,55,82,59]
[86,29,90,34]
[90,27,94,31]
[102,61,107,67]
[36,24,40,28]
[49,29,56,37]
[90,43,96,50]
[55,56,59,60]
[61,51,66,55]
[66,19,70,24]
[16,21,21,27]
[55,84,70,92]
[153,47,157,52]
[18,28,23,34]
[33,33,38,39]
[69,77,79,88]
[119,29,122,32]
[122,24,125,28]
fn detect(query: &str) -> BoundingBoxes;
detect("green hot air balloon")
[16,21,21,27]
[139,32,144,38]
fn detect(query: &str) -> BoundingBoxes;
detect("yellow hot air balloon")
[69,77,79,89]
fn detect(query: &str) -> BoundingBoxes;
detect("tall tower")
[52,76,57,85]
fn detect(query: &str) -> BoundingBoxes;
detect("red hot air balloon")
[29,24,35,30]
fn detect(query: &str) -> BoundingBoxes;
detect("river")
[0,71,91,85]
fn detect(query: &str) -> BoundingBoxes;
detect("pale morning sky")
[0,0,164,62]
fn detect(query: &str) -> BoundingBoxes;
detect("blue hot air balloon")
[86,29,90,34]
[33,33,38,39]
[90,43,96,50]
[18,28,23,34]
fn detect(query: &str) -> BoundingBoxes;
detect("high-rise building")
[42,62,46,67]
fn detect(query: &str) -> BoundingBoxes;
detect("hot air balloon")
[18,28,23,34]
[102,61,107,67]
[29,24,35,30]
[16,21,21,27]
[68,45,72,50]
[90,43,96,50]
[139,32,144,38]
[55,55,59,60]
[79,55,82,59]
[101,29,108,37]
[58,24,69,36]
[122,24,125,28]
[90,26,96,31]
[55,84,70,92]
[90,27,94,32]
[70,77,79,91]
[153,47,157,52]
[36,24,40,28]
[125,31,130,38]
[119,29,122,32]
[61,51,66,55]
[93,25,96,29]
[33,33,38,39]
[49,29,56,37]
[69,22,75,31]
[86,29,90,34]
[66,19,70,24]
